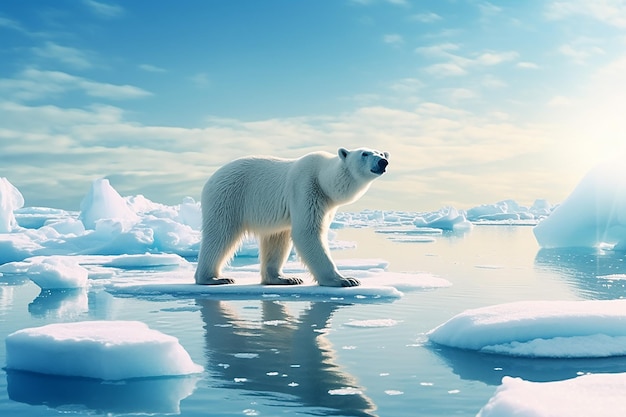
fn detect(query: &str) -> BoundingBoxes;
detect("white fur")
[194,147,389,287]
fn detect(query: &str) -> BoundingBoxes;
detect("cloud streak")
[32,42,93,69]
[0,68,152,101]
[83,0,124,18]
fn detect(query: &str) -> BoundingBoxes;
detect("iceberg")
[534,155,626,248]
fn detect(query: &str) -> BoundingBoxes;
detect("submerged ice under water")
[2,155,626,417]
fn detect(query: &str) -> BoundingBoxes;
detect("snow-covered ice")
[78,178,139,230]
[412,206,473,231]
[477,374,626,417]
[428,300,626,358]
[5,321,203,380]
[25,256,88,289]
[344,319,400,328]
[104,260,450,301]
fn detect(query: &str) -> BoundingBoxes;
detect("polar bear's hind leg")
[195,219,242,285]
[260,230,303,285]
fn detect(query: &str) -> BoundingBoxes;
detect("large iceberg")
[534,154,626,249]
[0,177,24,233]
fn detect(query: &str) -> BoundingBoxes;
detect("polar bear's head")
[338,147,389,179]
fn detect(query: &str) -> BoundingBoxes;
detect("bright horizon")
[1,0,625,212]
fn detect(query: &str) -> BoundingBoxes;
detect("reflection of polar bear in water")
[198,300,377,416]
[195,147,389,287]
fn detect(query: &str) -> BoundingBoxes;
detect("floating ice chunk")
[345,319,399,328]
[105,253,189,268]
[534,154,626,248]
[79,178,139,230]
[387,235,436,243]
[26,256,89,289]
[428,300,626,358]
[477,374,626,417]
[376,227,442,235]
[413,207,472,231]
[0,177,24,233]
[328,387,363,396]
[5,321,203,380]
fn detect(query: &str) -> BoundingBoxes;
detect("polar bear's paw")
[340,277,361,287]
[263,275,304,285]
[197,277,236,285]
[319,277,361,287]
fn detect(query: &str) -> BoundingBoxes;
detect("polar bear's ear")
[338,148,350,160]
[383,151,389,159]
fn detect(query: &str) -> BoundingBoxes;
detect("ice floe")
[5,320,203,380]
[428,300,626,358]
[477,373,626,417]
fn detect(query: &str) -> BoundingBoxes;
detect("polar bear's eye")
[361,152,370,157]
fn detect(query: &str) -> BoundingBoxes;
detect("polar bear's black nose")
[378,159,388,170]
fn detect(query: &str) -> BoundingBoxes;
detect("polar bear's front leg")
[291,217,360,287]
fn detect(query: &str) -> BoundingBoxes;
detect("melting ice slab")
[105,259,451,302]
[428,300,626,358]
[477,374,626,417]
[5,321,203,380]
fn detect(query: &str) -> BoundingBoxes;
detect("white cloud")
[415,43,461,57]
[83,0,124,18]
[418,44,519,78]
[410,12,442,23]
[32,42,92,69]
[0,15,26,32]
[517,61,540,69]
[424,62,468,77]
[0,68,152,101]
[558,43,605,64]
[476,51,519,66]
[383,34,404,46]
[139,64,167,73]
[190,72,210,88]
[546,0,626,28]
[478,2,503,17]
[389,78,423,94]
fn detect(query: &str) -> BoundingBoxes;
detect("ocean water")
[2,225,626,417]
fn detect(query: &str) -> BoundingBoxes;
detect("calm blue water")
[2,226,626,416]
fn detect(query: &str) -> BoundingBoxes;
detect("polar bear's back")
[201,156,295,231]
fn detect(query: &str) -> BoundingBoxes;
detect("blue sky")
[1,0,626,211]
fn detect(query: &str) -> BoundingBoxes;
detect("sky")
[1,0,626,212]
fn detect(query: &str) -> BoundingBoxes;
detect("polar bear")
[194,147,389,287]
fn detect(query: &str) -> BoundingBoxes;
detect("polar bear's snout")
[371,157,389,175]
